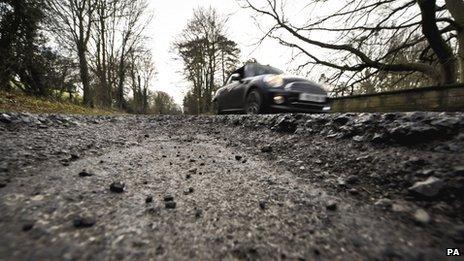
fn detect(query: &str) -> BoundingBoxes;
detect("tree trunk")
[417,0,457,85]
[458,34,464,83]
[445,0,464,83]
[143,87,148,114]
[221,50,226,85]
[99,5,111,107]
[116,46,126,110]
[77,43,93,107]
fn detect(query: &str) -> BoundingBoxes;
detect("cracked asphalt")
[0,112,463,260]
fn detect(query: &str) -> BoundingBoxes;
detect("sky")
[146,0,295,105]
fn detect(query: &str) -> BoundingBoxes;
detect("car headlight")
[264,74,284,87]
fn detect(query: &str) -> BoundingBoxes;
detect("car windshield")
[245,64,283,77]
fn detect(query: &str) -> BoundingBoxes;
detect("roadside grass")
[0,90,121,115]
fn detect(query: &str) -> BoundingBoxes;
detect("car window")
[226,67,245,85]
[226,74,236,85]
[245,64,283,78]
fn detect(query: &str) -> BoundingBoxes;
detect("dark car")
[213,63,331,114]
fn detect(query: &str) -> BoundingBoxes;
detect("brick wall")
[330,85,464,112]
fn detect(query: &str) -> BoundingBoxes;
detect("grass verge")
[0,90,121,115]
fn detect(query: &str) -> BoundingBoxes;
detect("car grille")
[287,95,326,105]
[291,101,325,109]
[284,82,326,95]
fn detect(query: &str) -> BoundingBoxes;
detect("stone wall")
[330,85,464,112]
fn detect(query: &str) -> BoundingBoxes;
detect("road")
[0,112,463,260]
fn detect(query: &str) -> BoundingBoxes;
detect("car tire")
[244,90,263,114]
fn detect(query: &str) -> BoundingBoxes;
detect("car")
[212,63,331,114]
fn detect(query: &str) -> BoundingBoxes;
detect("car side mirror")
[230,73,241,82]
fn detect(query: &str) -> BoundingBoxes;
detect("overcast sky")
[146,0,295,105]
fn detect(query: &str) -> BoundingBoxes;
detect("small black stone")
[73,216,96,228]
[156,245,165,255]
[326,201,337,211]
[195,209,203,218]
[183,187,194,195]
[78,170,94,177]
[22,223,34,231]
[165,201,176,209]
[346,175,359,184]
[261,146,273,153]
[0,114,12,123]
[144,134,150,138]
[333,116,350,125]
[186,174,192,179]
[259,201,267,210]
[145,196,153,203]
[235,155,243,161]
[162,155,167,158]
[164,195,174,201]
[110,182,125,193]
[70,153,80,161]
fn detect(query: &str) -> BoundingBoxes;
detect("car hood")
[282,75,317,85]
[281,75,327,95]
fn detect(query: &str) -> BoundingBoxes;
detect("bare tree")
[175,7,240,114]
[445,0,464,82]
[240,0,462,95]
[114,0,152,109]
[218,34,241,85]
[46,0,152,109]
[127,47,155,113]
[47,0,98,106]
[416,0,456,83]
[92,0,119,107]
[152,91,181,115]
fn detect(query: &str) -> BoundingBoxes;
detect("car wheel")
[245,90,262,114]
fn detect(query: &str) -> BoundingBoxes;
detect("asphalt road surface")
[0,112,463,260]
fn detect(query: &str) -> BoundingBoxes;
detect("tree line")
[0,0,180,114]
[175,7,241,115]
[241,0,464,97]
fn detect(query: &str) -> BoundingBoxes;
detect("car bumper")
[265,91,330,113]
[269,103,331,113]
